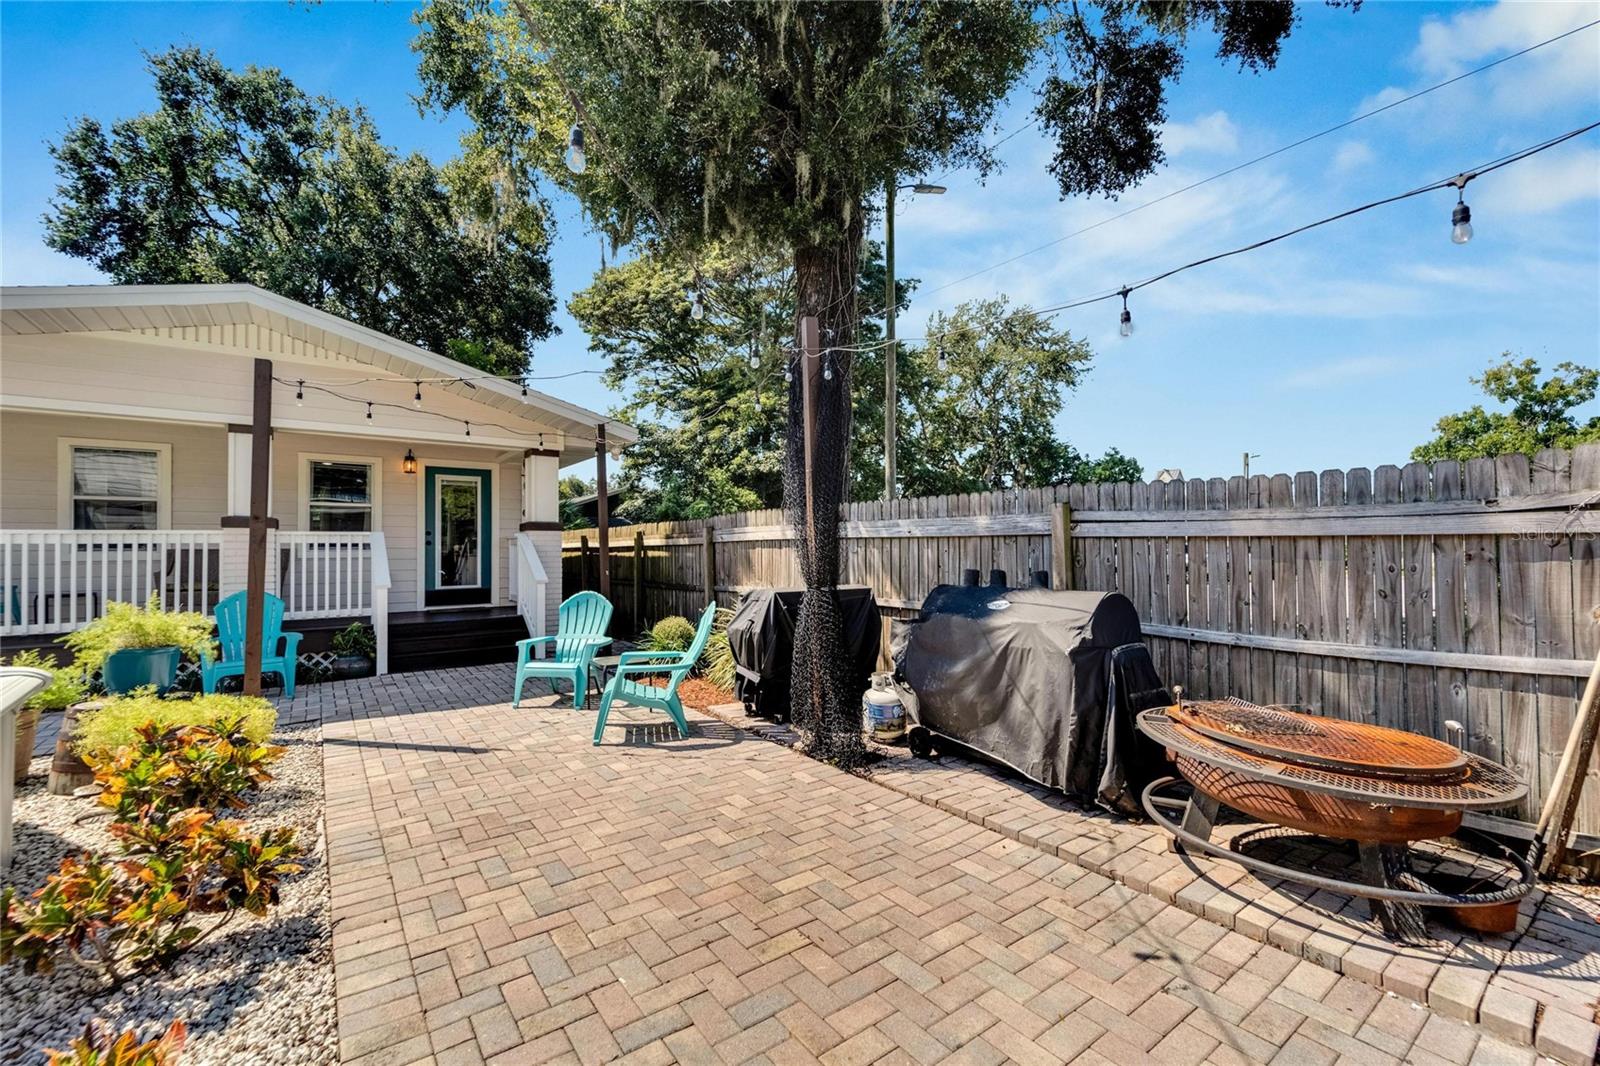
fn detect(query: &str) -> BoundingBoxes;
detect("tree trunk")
[786,211,865,766]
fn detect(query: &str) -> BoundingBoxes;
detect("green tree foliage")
[45,48,556,374]
[571,241,922,520]
[574,257,1142,520]
[413,0,1304,763]
[1412,357,1600,462]
[899,299,1142,495]
[558,474,595,529]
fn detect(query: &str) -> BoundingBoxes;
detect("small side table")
[588,655,622,707]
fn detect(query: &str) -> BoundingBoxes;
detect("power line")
[901,17,1600,303]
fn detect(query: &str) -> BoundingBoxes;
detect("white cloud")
[1481,147,1600,215]
[1332,141,1375,173]
[1280,356,1399,389]
[1358,1,1600,121]
[1161,111,1240,157]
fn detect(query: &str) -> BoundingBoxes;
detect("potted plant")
[4,650,87,784]
[329,622,376,680]
[61,595,215,696]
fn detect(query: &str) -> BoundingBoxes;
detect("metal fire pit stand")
[1142,777,1535,941]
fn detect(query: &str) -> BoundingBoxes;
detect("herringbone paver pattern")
[295,667,1564,1065]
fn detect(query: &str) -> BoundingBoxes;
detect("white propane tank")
[862,671,906,742]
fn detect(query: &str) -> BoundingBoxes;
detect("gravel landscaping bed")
[1,725,334,1066]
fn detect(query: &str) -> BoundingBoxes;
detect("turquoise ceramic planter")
[102,646,182,696]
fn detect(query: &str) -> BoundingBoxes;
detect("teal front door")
[425,467,492,607]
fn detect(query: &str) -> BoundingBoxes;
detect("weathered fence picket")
[565,443,1600,842]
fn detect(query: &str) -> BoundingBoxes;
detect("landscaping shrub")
[74,693,276,758]
[61,596,215,674]
[46,1019,188,1066]
[0,717,301,985]
[647,615,696,653]
[329,622,376,660]
[701,608,737,691]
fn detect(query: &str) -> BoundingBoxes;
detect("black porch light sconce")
[402,448,418,475]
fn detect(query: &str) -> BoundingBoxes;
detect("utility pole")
[881,179,945,500]
[884,178,897,501]
[1243,452,1260,480]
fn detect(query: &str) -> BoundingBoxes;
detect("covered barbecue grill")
[892,584,1170,815]
[726,586,881,721]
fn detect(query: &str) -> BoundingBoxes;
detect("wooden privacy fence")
[565,443,1600,841]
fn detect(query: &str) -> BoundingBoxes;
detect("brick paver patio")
[270,665,1588,1065]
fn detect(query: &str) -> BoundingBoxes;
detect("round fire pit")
[1136,698,1533,938]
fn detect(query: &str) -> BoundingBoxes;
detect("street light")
[884,179,947,499]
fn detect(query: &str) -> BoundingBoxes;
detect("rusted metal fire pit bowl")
[1136,698,1533,939]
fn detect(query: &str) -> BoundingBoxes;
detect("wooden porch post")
[595,422,611,599]
[243,359,273,696]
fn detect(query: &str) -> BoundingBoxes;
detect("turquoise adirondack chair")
[593,602,717,745]
[200,591,303,698]
[513,591,614,708]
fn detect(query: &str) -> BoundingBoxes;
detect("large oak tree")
[416,0,1310,762]
[46,48,557,374]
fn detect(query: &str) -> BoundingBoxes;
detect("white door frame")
[413,458,500,610]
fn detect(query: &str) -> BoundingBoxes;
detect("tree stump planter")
[48,701,98,796]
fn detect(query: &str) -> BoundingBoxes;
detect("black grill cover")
[891,585,1170,816]
[727,586,882,721]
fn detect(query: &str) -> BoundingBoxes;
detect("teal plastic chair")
[513,591,614,708]
[200,591,303,698]
[593,602,717,745]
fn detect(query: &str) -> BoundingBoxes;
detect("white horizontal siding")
[0,411,227,529]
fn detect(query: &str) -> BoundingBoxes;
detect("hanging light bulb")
[365,401,374,421]
[784,363,793,384]
[1118,287,1134,338]
[754,392,762,411]
[564,123,587,175]
[521,381,528,397]
[464,421,471,438]
[413,382,422,409]
[822,352,834,382]
[1451,189,1473,245]
[748,352,760,370]
[935,345,948,374]
[296,380,305,407]
[687,285,705,321]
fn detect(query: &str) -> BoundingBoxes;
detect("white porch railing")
[277,530,391,676]
[510,532,548,652]
[2,528,392,677]
[275,531,377,619]
[1,530,225,636]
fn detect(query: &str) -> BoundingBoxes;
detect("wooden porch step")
[387,606,532,674]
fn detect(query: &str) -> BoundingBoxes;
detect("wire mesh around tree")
[783,235,867,767]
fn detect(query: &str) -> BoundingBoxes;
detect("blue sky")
[2,1,1597,483]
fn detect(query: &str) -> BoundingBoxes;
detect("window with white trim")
[70,446,161,530]
[307,460,374,531]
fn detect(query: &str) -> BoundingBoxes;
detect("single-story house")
[0,283,635,676]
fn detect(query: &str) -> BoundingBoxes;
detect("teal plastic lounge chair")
[513,591,614,708]
[200,591,303,698]
[593,602,717,745]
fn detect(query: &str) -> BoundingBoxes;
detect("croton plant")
[0,717,302,985]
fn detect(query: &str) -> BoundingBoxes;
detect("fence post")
[633,530,645,630]
[702,526,717,609]
[1051,501,1074,590]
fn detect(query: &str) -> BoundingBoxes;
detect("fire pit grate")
[1141,708,1525,810]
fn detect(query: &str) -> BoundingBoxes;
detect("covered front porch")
[0,283,637,680]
